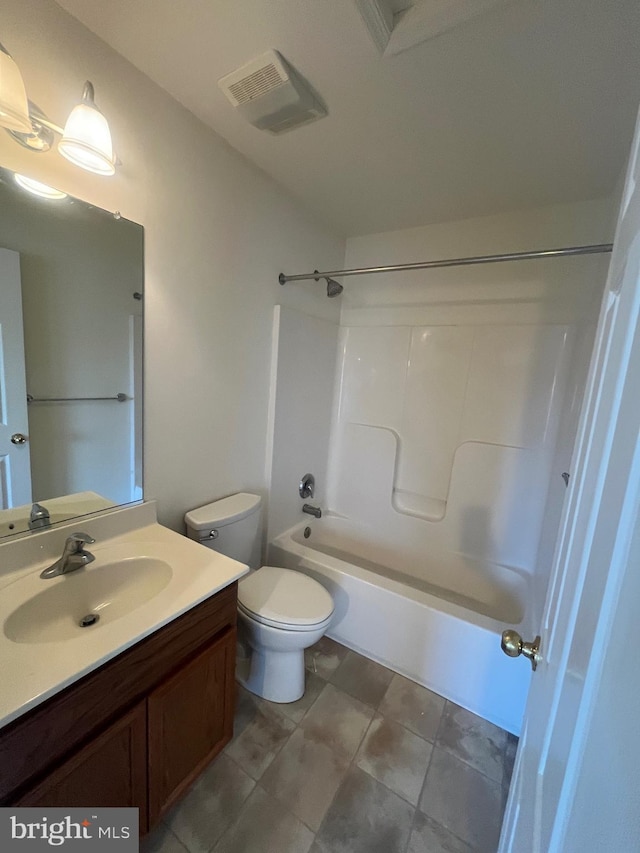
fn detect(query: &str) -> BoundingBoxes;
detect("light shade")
[58,81,115,176]
[0,44,32,133]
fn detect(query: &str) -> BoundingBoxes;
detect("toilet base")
[237,647,305,703]
[236,608,332,704]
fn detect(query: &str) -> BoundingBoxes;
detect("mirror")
[0,167,143,538]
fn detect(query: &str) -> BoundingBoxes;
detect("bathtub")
[269,515,532,735]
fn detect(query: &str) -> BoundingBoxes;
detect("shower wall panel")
[267,306,339,543]
[327,320,570,573]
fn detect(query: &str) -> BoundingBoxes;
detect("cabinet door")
[147,628,235,825]
[18,702,148,832]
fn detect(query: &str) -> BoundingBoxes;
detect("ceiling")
[57,0,640,237]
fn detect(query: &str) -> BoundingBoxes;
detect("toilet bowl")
[236,565,334,702]
[185,494,334,703]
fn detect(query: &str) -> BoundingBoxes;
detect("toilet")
[185,493,334,703]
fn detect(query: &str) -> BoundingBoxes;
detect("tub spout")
[302,504,322,519]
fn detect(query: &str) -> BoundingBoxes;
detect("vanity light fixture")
[0,41,32,133]
[58,82,115,176]
[14,173,68,200]
[0,41,116,176]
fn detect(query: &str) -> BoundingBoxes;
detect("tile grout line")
[353,710,441,807]
[234,687,307,782]
[434,700,512,789]
[159,821,189,853]
[414,723,439,818]
[311,668,431,845]
[417,705,506,852]
[401,807,419,853]
[312,695,378,844]
[250,679,357,839]
[435,739,511,789]
[412,744,484,853]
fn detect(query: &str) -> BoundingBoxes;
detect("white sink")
[4,556,173,644]
[0,507,249,730]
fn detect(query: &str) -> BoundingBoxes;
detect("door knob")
[501,629,541,672]
[10,433,28,445]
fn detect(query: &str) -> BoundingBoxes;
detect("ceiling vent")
[356,0,517,56]
[218,50,327,135]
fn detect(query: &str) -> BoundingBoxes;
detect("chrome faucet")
[29,502,50,530]
[302,504,322,519]
[40,532,96,579]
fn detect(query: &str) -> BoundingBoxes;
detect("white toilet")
[185,493,334,703]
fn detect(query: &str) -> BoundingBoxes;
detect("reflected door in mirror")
[0,247,31,508]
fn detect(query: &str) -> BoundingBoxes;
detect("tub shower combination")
[272,241,612,735]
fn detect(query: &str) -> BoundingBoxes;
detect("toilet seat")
[238,566,334,631]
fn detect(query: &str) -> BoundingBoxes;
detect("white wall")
[327,199,615,614]
[0,0,344,532]
[342,198,614,314]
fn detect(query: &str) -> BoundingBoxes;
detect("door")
[0,247,31,508]
[500,111,640,851]
[147,628,236,825]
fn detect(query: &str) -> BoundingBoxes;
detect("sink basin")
[4,556,173,644]
[0,510,249,729]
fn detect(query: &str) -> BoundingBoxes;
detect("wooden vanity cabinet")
[0,582,238,834]
[16,703,148,813]
[148,627,235,824]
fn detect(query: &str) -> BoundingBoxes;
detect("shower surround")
[328,322,569,570]
[272,314,570,733]
[267,199,615,733]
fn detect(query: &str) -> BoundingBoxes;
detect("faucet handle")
[68,531,96,548]
[299,473,315,499]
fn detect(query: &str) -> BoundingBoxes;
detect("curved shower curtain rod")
[278,242,614,285]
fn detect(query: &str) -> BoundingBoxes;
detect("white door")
[0,247,32,508]
[499,112,640,852]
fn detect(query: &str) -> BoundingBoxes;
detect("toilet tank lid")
[185,492,261,530]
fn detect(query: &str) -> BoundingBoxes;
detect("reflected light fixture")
[14,173,68,200]
[0,40,116,177]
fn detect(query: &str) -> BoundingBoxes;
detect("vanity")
[0,502,248,834]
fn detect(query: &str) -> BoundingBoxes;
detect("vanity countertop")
[0,514,248,730]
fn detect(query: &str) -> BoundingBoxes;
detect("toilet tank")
[185,493,262,567]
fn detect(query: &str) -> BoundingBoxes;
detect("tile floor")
[143,637,517,853]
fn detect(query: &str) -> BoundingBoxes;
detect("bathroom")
[0,0,639,851]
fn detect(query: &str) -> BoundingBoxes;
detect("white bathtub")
[269,515,532,735]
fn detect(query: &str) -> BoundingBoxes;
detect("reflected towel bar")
[27,393,128,403]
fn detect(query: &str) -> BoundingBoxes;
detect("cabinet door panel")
[148,628,235,824]
[18,702,148,832]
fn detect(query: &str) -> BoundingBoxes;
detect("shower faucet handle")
[299,473,315,499]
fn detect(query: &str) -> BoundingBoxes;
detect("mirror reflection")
[0,168,143,537]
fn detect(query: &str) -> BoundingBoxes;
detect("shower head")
[326,277,343,298]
